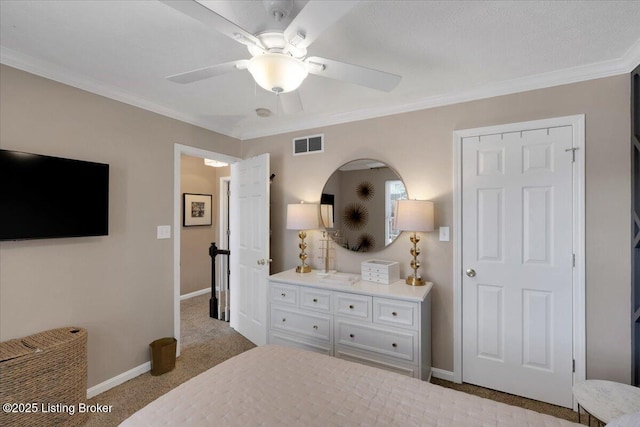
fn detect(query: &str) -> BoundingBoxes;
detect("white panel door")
[462,126,574,407]
[230,153,270,345]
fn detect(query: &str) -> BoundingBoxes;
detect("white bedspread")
[121,345,579,426]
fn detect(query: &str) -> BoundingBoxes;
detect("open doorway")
[173,144,240,356]
[179,154,229,301]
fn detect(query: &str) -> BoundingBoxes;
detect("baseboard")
[431,367,456,382]
[87,361,150,399]
[180,287,211,301]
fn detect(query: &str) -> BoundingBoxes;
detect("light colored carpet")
[430,379,580,424]
[84,293,582,426]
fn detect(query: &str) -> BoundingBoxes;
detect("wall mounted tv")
[0,149,109,241]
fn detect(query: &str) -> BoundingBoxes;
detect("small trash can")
[149,337,176,376]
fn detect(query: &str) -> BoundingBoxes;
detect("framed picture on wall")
[183,193,212,227]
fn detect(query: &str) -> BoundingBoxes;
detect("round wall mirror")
[320,159,407,253]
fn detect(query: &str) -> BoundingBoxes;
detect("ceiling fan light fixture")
[247,53,308,94]
[204,158,229,168]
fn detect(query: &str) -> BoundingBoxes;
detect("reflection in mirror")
[321,159,407,253]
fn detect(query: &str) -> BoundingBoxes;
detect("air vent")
[293,134,324,156]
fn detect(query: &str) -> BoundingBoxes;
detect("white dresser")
[268,269,432,380]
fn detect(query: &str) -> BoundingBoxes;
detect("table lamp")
[395,199,435,286]
[286,202,319,273]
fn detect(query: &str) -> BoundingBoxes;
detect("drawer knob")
[282,318,286,322]
[392,311,398,316]
[392,343,397,348]
[349,333,355,338]
[313,298,318,303]
[281,293,286,297]
[313,325,318,330]
[349,304,354,309]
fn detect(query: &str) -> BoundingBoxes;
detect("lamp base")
[405,275,425,286]
[296,265,312,273]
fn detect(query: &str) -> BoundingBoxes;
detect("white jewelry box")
[361,259,400,284]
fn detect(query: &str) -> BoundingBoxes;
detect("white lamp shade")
[320,204,334,228]
[247,53,309,94]
[286,203,319,230]
[395,199,435,232]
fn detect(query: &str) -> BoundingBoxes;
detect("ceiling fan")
[161,0,402,111]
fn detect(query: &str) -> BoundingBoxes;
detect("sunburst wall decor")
[356,181,375,200]
[342,203,368,230]
[354,233,375,252]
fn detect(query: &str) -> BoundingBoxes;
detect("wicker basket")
[0,327,88,427]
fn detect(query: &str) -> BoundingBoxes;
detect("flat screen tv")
[0,149,109,241]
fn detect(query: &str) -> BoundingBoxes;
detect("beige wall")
[245,75,632,383]
[179,154,230,295]
[0,65,241,388]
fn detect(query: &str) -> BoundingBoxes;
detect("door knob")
[257,258,273,265]
[466,268,476,277]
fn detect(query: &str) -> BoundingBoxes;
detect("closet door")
[461,121,576,408]
[632,63,640,386]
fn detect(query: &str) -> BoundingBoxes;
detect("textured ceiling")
[1,0,639,140]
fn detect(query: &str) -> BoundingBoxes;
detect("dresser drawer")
[335,349,418,378]
[270,283,299,306]
[373,298,419,330]
[269,332,332,356]
[335,320,418,363]
[300,287,332,313]
[271,306,332,342]
[334,293,372,321]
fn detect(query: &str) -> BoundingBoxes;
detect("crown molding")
[0,48,237,138]
[623,36,640,72]
[239,45,640,140]
[3,38,639,142]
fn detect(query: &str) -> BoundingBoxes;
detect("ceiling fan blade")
[284,1,358,50]
[160,0,264,50]
[167,60,248,84]
[306,56,401,92]
[279,91,303,114]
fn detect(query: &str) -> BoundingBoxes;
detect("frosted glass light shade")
[204,158,229,168]
[286,203,319,230]
[248,53,308,94]
[395,200,435,232]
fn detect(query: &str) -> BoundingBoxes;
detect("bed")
[120,345,580,426]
